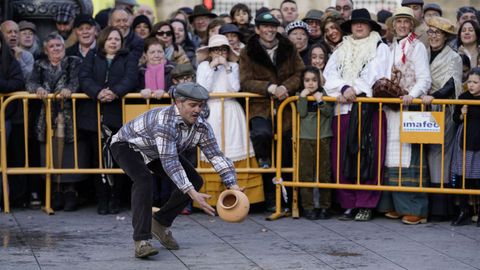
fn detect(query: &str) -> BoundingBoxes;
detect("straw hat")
[386,6,420,29]
[426,16,456,35]
[196,34,239,63]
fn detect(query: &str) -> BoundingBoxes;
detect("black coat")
[0,55,24,120]
[78,49,138,132]
[66,42,97,59]
[124,30,144,63]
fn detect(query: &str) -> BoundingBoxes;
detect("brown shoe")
[385,211,401,219]
[402,215,427,225]
[134,240,159,258]
[152,218,179,250]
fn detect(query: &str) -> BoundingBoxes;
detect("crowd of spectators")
[1,0,480,228]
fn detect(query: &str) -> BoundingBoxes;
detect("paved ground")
[1,207,479,270]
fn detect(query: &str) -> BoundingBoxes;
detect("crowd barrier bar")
[1,92,292,214]
[270,96,480,220]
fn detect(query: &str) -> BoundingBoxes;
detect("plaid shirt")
[111,105,237,193]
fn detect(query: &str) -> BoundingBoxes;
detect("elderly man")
[401,0,429,47]
[0,20,34,79]
[378,6,432,225]
[108,8,144,62]
[323,8,390,221]
[110,82,241,258]
[335,0,353,20]
[240,12,304,211]
[189,4,217,45]
[302,9,324,44]
[66,14,97,58]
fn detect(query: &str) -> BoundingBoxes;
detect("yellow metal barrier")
[271,96,480,220]
[1,92,285,214]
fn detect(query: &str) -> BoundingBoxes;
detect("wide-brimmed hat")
[387,7,420,29]
[340,8,382,34]
[196,34,239,63]
[189,4,217,23]
[426,16,456,35]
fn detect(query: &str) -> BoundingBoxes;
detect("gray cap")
[174,82,209,101]
[303,9,324,21]
[401,0,424,6]
[423,3,442,16]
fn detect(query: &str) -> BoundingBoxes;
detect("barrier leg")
[266,184,290,220]
[42,174,54,215]
[292,187,299,218]
[2,171,9,213]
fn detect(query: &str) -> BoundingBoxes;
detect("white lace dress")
[196,61,255,161]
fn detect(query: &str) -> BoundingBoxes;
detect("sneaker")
[402,215,427,225]
[385,211,401,219]
[51,191,64,211]
[152,217,179,250]
[134,240,159,258]
[63,191,78,212]
[354,209,372,221]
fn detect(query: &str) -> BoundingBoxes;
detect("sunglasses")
[210,46,230,53]
[156,31,173,37]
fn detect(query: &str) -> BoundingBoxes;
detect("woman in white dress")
[196,34,264,205]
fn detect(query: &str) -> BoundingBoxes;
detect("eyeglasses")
[335,5,352,12]
[210,46,229,53]
[156,31,173,37]
[305,20,321,26]
[426,29,443,37]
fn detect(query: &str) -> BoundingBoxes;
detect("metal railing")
[271,96,480,220]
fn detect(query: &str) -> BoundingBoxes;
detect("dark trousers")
[110,142,203,241]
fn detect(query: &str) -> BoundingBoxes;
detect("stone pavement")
[1,207,479,270]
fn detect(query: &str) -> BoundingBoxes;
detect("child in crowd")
[230,4,255,42]
[297,66,333,220]
[219,24,244,54]
[451,67,480,227]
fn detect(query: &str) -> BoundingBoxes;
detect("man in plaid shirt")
[110,82,242,258]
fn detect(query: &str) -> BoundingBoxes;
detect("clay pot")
[216,189,250,223]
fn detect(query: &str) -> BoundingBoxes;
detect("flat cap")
[423,3,442,16]
[174,82,209,101]
[255,12,280,26]
[54,4,76,23]
[401,0,424,6]
[18,21,36,32]
[303,9,324,21]
[171,63,195,79]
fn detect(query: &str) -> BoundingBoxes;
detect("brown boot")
[152,217,179,250]
[134,240,158,258]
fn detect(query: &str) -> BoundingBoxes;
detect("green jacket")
[297,92,333,140]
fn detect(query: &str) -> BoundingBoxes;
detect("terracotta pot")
[216,189,250,223]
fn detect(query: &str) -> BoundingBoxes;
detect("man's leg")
[110,142,154,241]
[150,155,203,227]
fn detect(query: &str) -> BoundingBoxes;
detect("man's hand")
[275,85,289,100]
[35,87,49,99]
[187,189,215,216]
[57,88,72,99]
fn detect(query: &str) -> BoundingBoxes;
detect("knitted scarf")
[145,63,165,91]
[336,31,382,85]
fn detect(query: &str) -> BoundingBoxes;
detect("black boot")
[97,197,109,215]
[108,195,120,214]
[451,208,470,226]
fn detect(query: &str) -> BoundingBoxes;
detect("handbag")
[372,68,408,110]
